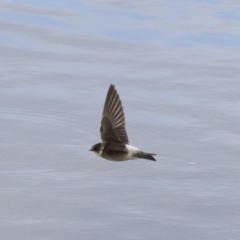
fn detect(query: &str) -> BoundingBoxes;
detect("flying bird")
[89,84,156,161]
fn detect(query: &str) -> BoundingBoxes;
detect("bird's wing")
[100,84,129,144]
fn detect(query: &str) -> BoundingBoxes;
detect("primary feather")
[100,84,129,144]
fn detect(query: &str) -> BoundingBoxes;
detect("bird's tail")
[135,152,156,161]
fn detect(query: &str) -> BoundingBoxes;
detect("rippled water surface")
[1,1,240,239]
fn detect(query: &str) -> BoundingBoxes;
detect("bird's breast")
[98,144,138,161]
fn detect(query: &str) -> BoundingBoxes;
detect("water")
[0,1,240,239]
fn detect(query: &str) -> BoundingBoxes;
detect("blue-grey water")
[1,1,240,239]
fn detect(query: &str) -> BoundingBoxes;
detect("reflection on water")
[1,1,240,240]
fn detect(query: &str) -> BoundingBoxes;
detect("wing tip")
[109,84,115,90]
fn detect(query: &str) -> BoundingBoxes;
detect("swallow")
[89,84,156,161]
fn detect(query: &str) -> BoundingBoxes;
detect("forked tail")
[135,152,156,161]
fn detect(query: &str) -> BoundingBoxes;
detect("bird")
[89,84,156,161]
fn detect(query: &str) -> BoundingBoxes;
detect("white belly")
[99,144,141,161]
[125,144,140,158]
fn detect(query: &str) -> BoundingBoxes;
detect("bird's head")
[89,143,102,154]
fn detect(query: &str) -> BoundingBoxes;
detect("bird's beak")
[89,149,92,151]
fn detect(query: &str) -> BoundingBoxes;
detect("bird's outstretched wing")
[100,84,129,144]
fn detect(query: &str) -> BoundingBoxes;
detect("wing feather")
[100,85,129,144]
